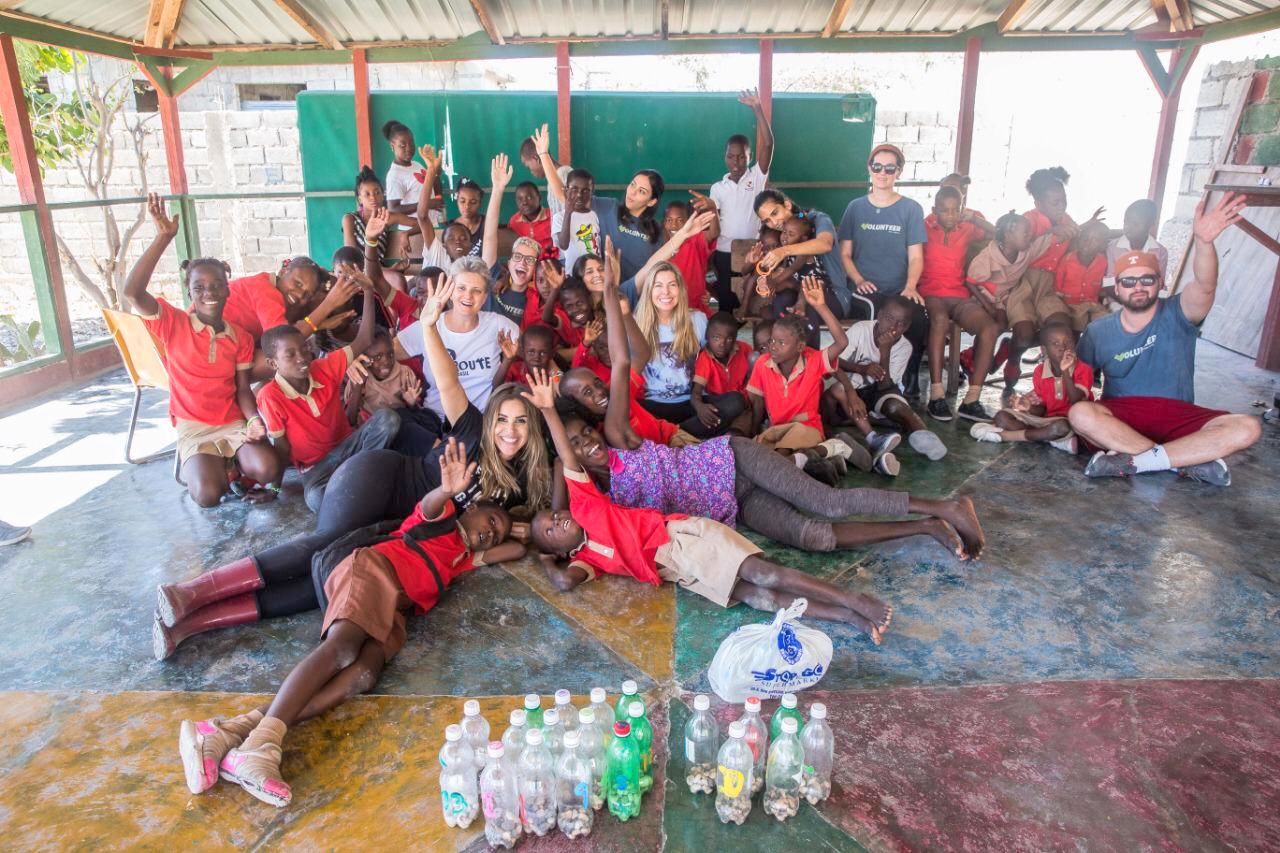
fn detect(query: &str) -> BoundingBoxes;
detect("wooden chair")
[102,308,181,482]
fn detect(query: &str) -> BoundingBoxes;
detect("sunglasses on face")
[1116,274,1159,289]
[869,163,899,175]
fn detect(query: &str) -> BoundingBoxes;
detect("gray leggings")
[729,436,910,551]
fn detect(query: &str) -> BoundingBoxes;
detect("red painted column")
[758,37,774,149]
[556,41,571,164]
[157,91,188,194]
[1147,47,1198,223]
[0,33,75,365]
[353,48,373,168]
[954,36,980,176]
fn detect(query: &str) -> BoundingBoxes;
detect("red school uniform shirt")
[223,273,287,342]
[672,233,716,316]
[627,371,678,445]
[746,346,835,438]
[256,346,354,469]
[523,286,575,343]
[372,501,475,613]
[1054,251,1106,305]
[1030,360,1094,419]
[142,298,254,427]
[918,215,984,300]
[387,289,420,330]
[508,208,556,258]
[563,467,678,586]
[1024,209,1074,273]
[693,341,752,397]
[571,344,610,384]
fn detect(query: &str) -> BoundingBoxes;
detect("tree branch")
[54,232,110,310]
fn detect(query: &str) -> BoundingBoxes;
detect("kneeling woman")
[152,278,553,659]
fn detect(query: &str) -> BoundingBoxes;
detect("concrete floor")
[0,342,1277,851]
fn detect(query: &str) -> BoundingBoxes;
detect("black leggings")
[639,392,747,439]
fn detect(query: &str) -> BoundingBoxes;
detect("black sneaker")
[956,400,994,422]
[926,398,954,422]
[802,458,841,487]
[1177,459,1231,487]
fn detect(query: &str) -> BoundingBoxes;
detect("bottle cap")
[621,679,637,695]
[590,687,607,703]
[544,709,560,727]
[487,741,504,758]
[628,701,644,718]
[579,707,596,725]
[463,699,481,717]
[744,696,761,711]
[445,724,462,742]
[555,689,572,705]
[781,717,799,734]
[526,728,544,746]
[510,709,527,726]
[728,720,745,738]
[693,694,710,711]
[781,694,797,709]
[613,720,631,737]
[564,730,581,749]
[810,702,827,720]
[524,693,540,710]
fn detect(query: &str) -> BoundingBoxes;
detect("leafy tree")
[0,42,93,173]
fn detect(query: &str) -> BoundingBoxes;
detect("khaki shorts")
[654,517,763,608]
[753,421,823,452]
[1064,301,1109,333]
[321,548,413,661]
[1000,408,1072,431]
[1005,268,1068,327]
[174,418,248,466]
[669,428,701,448]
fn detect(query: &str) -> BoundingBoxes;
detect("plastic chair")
[101,308,181,481]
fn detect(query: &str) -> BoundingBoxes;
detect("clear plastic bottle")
[626,700,654,794]
[542,708,565,759]
[517,727,556,836]
[715,720,754,825]
[799,701,834,804]
[614,680,639,723]
[461,699,491,768]
[683,693,719,794]
[500,709,527,776]
[576,707,606,810]
[480,741,522,849]
[590,686,615,740]
[554,729,594,839]
[439,724,480,829]
[606,720,642,821]
[523,693,544,729]
[739,696,769,794]
[764,717,804,821]
[554,688,579,732]
[770,693,805,741]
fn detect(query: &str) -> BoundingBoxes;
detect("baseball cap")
[1114,251,1161,278]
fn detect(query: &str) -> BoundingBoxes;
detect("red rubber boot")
[156,556,263,628]
[153,593,261,661]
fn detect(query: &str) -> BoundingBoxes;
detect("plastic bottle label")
[718,765,745,798]
[481,791,497,818]
[442,790,469,815]
[575,780,590,809]
[744,729,762,761]
[685,738,695,762]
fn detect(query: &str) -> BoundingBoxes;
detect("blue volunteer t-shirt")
[595,196,659,282]
[808,210,851,317]
[1077,297,1199,403]
[836,195,927,296]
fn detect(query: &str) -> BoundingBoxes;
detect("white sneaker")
[969,422,1003,443]
[873,451,900,477]
[908,429,948,461]
[1048,434,1078,454]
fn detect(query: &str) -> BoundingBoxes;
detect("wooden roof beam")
[272,0,343,49]
[469,0,506,46]
[143,0,186,49]
[996,0,1032,33]
[822,0,854,38]
[1163,0,1194,32]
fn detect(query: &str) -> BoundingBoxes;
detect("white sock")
[1132,445,1171,474]
[792,453,807,469]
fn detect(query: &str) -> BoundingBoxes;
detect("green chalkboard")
[298,90,874,266]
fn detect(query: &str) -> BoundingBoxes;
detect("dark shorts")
[857,383,908,415]
[1084,396,1228,451]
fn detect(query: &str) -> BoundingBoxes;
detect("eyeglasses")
[869,163,899,175]
[511,252,538,266]
[1116,274,1159,289]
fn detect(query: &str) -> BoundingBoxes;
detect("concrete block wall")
[872,109,957,207]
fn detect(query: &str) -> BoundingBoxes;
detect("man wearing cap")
[1069,193,1261,485]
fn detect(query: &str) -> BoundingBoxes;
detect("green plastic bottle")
[614,680,639,724]
[606,720,642,821]
[523,693,544,729]
[627,700,654,794]
[769,693,805,741]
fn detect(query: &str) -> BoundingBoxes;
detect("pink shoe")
[220,718,291,807]
[178,710,262,794]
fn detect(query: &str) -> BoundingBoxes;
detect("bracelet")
[303,315,318,332]
[265,483,281,493]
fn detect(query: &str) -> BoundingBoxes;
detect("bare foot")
[925,517,965,559]
[841,590,892,636]
[939,495,984,559]
[845,610,883,645]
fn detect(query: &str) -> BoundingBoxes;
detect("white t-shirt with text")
[398,311,518,417]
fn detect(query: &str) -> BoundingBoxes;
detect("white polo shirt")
[710,163,768,253]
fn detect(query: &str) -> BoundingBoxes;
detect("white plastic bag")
[707,599,833,703]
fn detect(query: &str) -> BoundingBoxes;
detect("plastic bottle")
[554,688,579,732]
[739,696,769,794]
[480,741,521,849]
[614,680,639,723]
[683,693,719,794]
[590,686,615,740]
[523,693,544,729]
[461,699,491,768]
[554,730,594,839]
[715,720,754,825]
[542,708,565,759]
[500,709,527,776]
[764,717,804,822]
[576,707,607,810]
[517,727,556,836]
[770,693,805,741]
[627,700,654,794]
[439,724,479,829]
[605,720,642,821]
[799,701,835,804]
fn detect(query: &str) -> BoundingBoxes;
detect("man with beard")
[1069,192,1261,486]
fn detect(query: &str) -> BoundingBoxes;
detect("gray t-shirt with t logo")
[1077,297,1199,403]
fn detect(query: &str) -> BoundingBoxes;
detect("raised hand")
[520,367,557,410]
[540,259,565,291]
[365,206,390,240]
[403,377,424,407]
[147,192,179,239]
[682,210,717,237]
[420,274,456,326]
[582,317,604,347]
[497,328,519,360]
[604,236,621,290]
[318,271,360,313]
[800,275,826,308]
[532,123,551,157]
[738,88,762,110]
[317,309,356,332]
[491,152,513,191]
[689,190,717,215]
[1193,191,1246,243]
[1088,206,1106,224]
[744,241,765,267]
[1058,348,1077,377]
[418,143,441,172]
[346,355,372,386]
[437,437,477,495]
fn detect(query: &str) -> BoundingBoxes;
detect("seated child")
[750,318,773,371]
[822,296,947,472]
[919,186,1001,423]
[739,227,782,320]
[1055,219,1111,333]
[1104,198,1169,292]
[344,328,443,455]
[125,194,283,508]
[256,272,403,513]
[570,317,611,383]
[664,199,719,316]
[178,439,524,805]
[508,181,555,258]
[524,370,894,644]
[691,312,753,433]
[971,322,1090,453]
[494,323,561,387]
[546,276,595,353]
[754,216,833,347]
